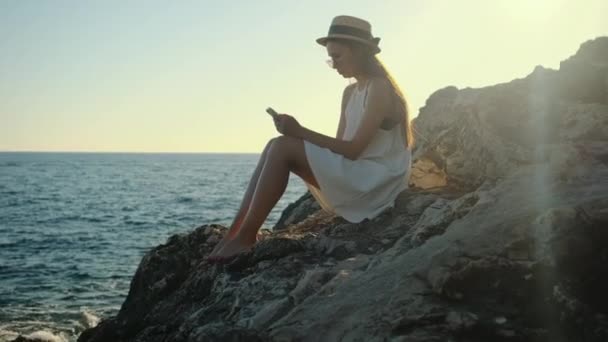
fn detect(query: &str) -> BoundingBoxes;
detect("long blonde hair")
[340,39,415,149]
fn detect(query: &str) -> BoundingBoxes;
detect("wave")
[82,217,105,223]
[176,196,196,203]
[124,219,148,226]
[0,329,69,342]
[0,328,18,342]
[34,215,81,225]
[22,331,69,342]
[80,309,100,329]
[0,241,18,248]
[0,308,101,342]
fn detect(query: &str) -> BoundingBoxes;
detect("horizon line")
[0,150,261,154]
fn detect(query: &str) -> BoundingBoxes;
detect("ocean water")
[0,152,307,341]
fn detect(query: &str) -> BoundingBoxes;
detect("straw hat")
[316,15,381,54]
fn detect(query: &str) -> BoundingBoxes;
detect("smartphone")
[266,107,279,119]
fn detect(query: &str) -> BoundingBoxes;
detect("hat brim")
[316,34,381,54]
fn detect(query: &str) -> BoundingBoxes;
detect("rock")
[409,192,479,245]
[79,36,608,342]
[445,310,478,332]
[273,191,321,230]
[410,37,608,189]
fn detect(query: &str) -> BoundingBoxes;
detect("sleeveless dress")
[303,81,412,223]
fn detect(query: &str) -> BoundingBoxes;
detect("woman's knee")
[271,136,305,166]
[274,135,302,148]
[268,136,280,146]
[264,137,280,154]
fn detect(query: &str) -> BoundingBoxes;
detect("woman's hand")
[274,113,303,138]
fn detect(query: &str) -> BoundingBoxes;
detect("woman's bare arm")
[293,84,354,159]
[336,84,354,139]
[299,78,391,160]
[299,127,354,159]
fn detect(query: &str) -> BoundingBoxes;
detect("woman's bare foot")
[208,238,227,258]
[209,229,267,258]
[208,223,242,258]
[213,236,254,259]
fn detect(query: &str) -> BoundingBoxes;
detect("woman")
[209,15,414,261]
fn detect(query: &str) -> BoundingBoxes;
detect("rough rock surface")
[273,192,320,230]
[76,37,608,342]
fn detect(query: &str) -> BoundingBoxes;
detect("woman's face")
[326,41,356,78]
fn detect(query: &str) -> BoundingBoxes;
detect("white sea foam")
[80,309,101,329]
[0,325,72,342]
[23,330,68,342]
[0,328,19,342]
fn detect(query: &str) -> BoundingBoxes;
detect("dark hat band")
[328,24,373,41]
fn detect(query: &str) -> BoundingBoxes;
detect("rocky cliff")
[76,37,608,342]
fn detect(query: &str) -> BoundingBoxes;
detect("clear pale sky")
[1,1,606,153]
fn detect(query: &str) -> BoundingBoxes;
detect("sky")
[1,0,607,153]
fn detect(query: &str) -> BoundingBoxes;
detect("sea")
[0,152,308,342]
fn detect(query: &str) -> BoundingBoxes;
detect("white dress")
[303,81,412,223]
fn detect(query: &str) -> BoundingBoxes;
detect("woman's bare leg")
[214,136,319,258]
[209,138,276,256]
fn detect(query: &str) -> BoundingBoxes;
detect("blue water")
[0,152,307,341]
